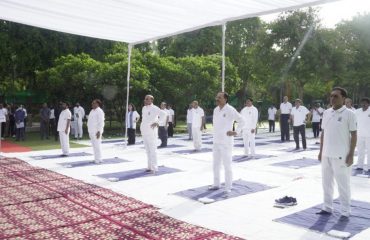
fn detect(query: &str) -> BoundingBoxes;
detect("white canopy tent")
[0,0,336,141]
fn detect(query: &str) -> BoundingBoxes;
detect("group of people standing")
[0,103,27,141]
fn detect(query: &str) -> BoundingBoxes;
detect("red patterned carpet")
[0,157,244,240]
[0,141,32,153]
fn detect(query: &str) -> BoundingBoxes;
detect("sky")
[261,0,370,28]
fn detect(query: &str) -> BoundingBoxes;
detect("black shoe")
[315,210,331,215]
[354,167,363,171]
[60,154,68,157]
[275,196,297,206]
[295,147,300,150]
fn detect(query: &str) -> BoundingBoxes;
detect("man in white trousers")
[209,92,245,196]
[191,101,205,151]
[87,99,105,164]
[186,104,193,140]
[73,102,85,140]
[355,97,370,173]
[57,102,71,157]
[240,98,258,157]
[318,87,357,218]
[140,95,161,173]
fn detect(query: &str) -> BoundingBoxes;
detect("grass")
[7,132,87,151]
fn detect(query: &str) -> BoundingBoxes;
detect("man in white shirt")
[0,104,6,140]
[280,96,292,142]
[57,102,72,156]
[158,102,169,148]
[240,98,258,156]
[186,104,193,140]
[355,97,370,172]
[191,101,205,151]
[126,103,140,145]
[268,104,277,133]
[87,99,105,164]
[318,87,357,218]
[74,102,85,140]
[311,103,324,138]
[140,95,161,173]
[167,104,175,137]
[290,99,310,150]
[209,92,245,196]
[345,98,356,112]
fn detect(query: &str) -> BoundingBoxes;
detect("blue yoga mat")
[102,139,124,144]
[172,148,213,154]
[157,144,185,149]
[59,157,128,168]
[31,152,92,160]
[279,147,319,153]
[95,166,181,181]
[271,158,320,169]
[275,199,370,238]
[175,179,275,202]
[234,142,269,148]
[232,154,276,162]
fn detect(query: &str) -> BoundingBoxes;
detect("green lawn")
[8,132,87,151]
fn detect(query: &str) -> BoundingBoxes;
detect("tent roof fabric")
[0,0,335,44]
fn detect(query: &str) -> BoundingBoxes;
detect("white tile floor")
[5,129,370,240]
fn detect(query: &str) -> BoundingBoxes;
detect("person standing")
[74,103,85,140]
[317,87,357,218]
[0,104,6,140]
[345,98,356,112]
[87,99,105,164]
[15,105,26,141]
[54,102,62,141]
[355,97,370,172]
[8,104,15,138]
[209,92,245,196]
[158,102,169,148]
[140,95,161,173]
[167,104,175,137]
[280,96,292,142]
[186,104,193,140]
[191,101,205,151]
[290,99,310,150]
[311,103,324,138]
[126,103,140,145]
[240,98,258,157]
[49,105,56,138]
[268,104,277,133]
[57,102,71,156]
[40,103,51,140]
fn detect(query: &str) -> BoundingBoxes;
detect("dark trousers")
[280,114,290,141]
[268,120,275,132]
[16,127,25,141]
[9,119,15,137]
[168,122,174,137]
[158,126,168,147]
[1,122,5,137]
[293,124,306,149]
[40,120,49,139]
[312,122,320,138]
[127,128,136,145]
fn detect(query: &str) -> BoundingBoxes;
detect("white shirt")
[280,102,292,114]
[57,109,72,133]
[87,107,105,134]
[158,109,169,127]
[311,107,324,122]
[240,105,258,130]
[347,106,356,112]
[291,106,309,127]
[213,103,245,145]
[191,107,205,128]
[0,108,6,123]
[126,111,140,129]
[50,109,55,119]
[140,104,160,135]
[167,109,175,123]
[186,109,193,124]
[322,106,357,158]
[74,106,85,121]
[268,107,277,121]
[355,107,370,138]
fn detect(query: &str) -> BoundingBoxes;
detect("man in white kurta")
[57,102,71,156]
[355,97,370,172]
[73,103,85,140]
[158,102,169,148]
[318,87,357,218]
[140,95,161,173]
[268,105,277,133]
[280,96,292,142]
[240,98,258,156]
[210,92,245,195]
[87,99,105,163]
[191,101,205,151]
[186,104,193,140]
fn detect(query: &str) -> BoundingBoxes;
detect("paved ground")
[4,128,370,240]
